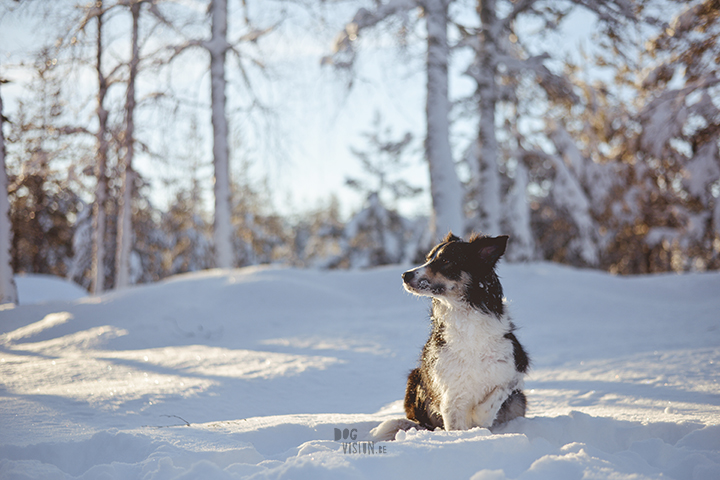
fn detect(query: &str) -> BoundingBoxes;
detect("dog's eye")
[438,258,454,268]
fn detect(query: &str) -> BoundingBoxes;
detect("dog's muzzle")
[403,268,432,292]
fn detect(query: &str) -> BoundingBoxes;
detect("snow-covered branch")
[569,0,636,25]
[323,0,417,69]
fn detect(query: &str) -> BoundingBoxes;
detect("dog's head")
[402,232,508,314]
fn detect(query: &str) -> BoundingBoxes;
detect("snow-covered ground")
[12,274,88,305]
[0,263,718,479]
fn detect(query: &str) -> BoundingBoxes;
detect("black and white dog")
[371,233,529,440]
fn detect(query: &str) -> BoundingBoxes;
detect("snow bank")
[13,274,87,305]
[0,263,718,479]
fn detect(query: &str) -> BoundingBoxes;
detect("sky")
[0,0,599,221]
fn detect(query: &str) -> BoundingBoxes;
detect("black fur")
[493,390,527,427]
[404,368,443,430]
[504,331,530,373]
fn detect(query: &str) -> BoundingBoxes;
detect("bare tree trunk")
[424,0,464,241]
[115,0,140,289]
[477,0,501,235]
[0,77,18,305]
[92,3,109,294]
[208,0,233,269]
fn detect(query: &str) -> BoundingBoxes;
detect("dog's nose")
[402,270,415,282]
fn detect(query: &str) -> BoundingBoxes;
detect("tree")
[0,75,18,305]
[345,111,422,208]
[163,190,213,275]
[88,0,112,294]
[459,0,637,263]
[115,0,141,289]
[637,0,720,270]
[337,192,410,268]
[231,175,287,267]
[289,196,345,268]
[534,0,720,272]
[1,1,121,291]
[470,0,503,236]
[4,46,86,281]
[327,0,465,242]
[208,0,233,269]
[162,0,276,269]
[503,160,536,261]
[339,111,425,267]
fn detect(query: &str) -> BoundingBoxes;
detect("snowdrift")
[0,263,718,479]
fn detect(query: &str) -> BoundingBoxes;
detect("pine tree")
[335,113,423,268]
[5,48,84,281]
[163,190,213,275]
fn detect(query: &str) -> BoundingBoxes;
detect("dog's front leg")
[440,394,472,430]
[471,386,510,428]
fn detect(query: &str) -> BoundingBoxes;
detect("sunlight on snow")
[260,335,393,356]
[0,311,73,343]
[0,314,341,407]
[528,347,720,424]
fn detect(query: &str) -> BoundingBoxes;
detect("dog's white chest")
[432,309,516,403]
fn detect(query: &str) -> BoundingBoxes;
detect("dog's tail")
[369,418,423,441]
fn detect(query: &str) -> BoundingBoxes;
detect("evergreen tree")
[334,113,424,268]
[163,190,213,275]
[5,49,85,280]
[638,0,720,270]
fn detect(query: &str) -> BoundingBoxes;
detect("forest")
[1,0,719,301]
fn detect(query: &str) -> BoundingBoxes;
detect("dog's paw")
[471,403,496,428]
[369,418,421,441]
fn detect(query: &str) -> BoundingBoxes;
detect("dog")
[371,233,529,440]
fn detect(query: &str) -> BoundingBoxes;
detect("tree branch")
[322,0,417,69]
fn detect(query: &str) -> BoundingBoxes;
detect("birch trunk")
[0,78,18,305]
[209,0,233,269]
[424,0,464,241]
[92,4,109,294]
[115,1,140,289]
[505,161,535,261]
[477,0,501,235]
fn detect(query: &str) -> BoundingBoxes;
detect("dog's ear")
[442,232,462,243]
[426,232,462,261]
[472,235,509,264]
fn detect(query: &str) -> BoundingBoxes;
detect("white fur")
[430,298,522,430]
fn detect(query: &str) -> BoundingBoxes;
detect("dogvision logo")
[333,428,387,455]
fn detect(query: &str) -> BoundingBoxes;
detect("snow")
[1,263,719,479]
[684,141,720,203]
[13,274,87,305]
